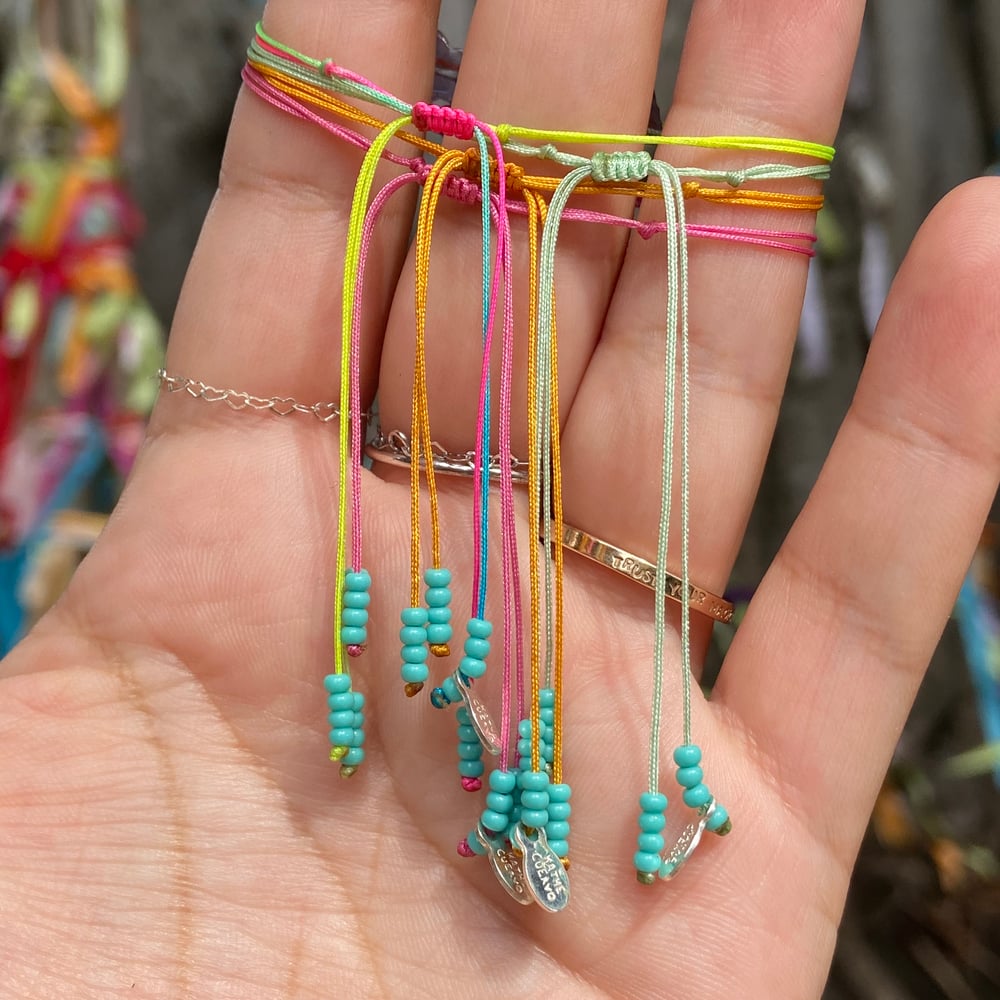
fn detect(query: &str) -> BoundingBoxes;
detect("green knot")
[590,150,652,183]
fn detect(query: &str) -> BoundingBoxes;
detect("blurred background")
[1,1,998,995]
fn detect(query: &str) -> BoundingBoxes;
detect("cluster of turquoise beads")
[456,705,484,791]
[399,606,429,695]
[431,616,492,708]
[633,791,668,884]
[674,744,730,835]
[460,767,519,856]
[518,768,550,830]
[324,673,365,776]
[424,567,453,657]
[340,569,371,656]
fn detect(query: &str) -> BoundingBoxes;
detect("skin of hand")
[2,2,1000,998]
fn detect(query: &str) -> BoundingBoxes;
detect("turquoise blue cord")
[475,127,492,619]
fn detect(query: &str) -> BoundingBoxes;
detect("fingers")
[160,0,441,417]
[377,0,668,450]
[561,0,865,592]
[718,178,1000,862]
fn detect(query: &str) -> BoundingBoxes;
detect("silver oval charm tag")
[659,809,710,880]
[478,824,532,905]
[458,675,502,755]
[512,825,571,913]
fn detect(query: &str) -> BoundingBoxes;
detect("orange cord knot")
[412,101,477,140]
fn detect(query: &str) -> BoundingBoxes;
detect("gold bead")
[430,643,450,658]
[404,681,424,698]
[636,871,656,886]
[340,765,359,779]
[715,818,733,837]
[329,746,348,762]
[560,857,571,871]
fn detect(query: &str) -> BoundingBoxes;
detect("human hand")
[3,2,999,997]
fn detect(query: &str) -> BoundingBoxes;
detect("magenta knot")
[321,59,338,77]
[636,221,661,240]
[457,838,476,858]
[445,175,481,205]
[412,101,477,140]
[461,776,483,793]
[347,644,365,658]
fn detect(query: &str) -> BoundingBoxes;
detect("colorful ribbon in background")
[0,0,164,652]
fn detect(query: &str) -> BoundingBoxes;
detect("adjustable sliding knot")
[320,60,339,77]
[636,221,662,240]
[590,150,652,183]
[412,101,477,140]
[461,149,525,194]
[726,168,748,188]
[409,157,432,184]
[538,143,560,162]
[445,174,481,205]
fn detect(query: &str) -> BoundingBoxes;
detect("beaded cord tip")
[330,746,348,762]
[347,644,366,657]
[636,871,656,886]
[404,681,424,698]
[340,765,359,779]
[430,643,451,657]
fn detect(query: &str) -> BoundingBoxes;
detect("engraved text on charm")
[480,824,532,905]
[513,826,570,912]
[459,676,502,755]
[659,808,711,880]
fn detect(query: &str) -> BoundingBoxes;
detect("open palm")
[3,2,1000,997]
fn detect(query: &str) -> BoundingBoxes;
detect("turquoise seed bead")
[466,617,492,639]
[399,625,426,645]
[353,712,364,729]
[459,656,486,679]
[328,710,356,728]
[539,688,555,708]
[519,771,549,792]
[548,802,572,821]
[542,744,554,763]
[683,784,712,809]
[520,808,549,828]
[518,719,533,739]
[442,676,461,702]
[520,790,549,810]
[457,725,478,743]
[639,791,668,812]
[707,805,729,832]
[486,792,514,813]
[330,727,355,746]
[344,570,371,590]
[425,587,452,607]
[424,567,451,587]
[459,760,485,777]
[676,765,704,789]
[427,624,452,644]
[457,743,482,761]
[401,662,429,684]
[546,821,571,840]
[427,605,451,624]
[401,607,428,626]
[401,645,429,663]
[352,691,365,710]
[638,833,665,854]
[342,590,371,608]
[324,674,351,694]
[638,811,665,832]
[343,747,365,766]
[516,739,533,758]
[481,809,509,833]
[489,770,517,794]
[340,626,366,645]
[548,840,569,858]
[328,692,354,710]
[353,729,366,747]
[673,744,702,768]
[467,829,488,856]
[341,608,368,627]
[634,851,662,874]
[463,636,490,659]
[548,783,571,802]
